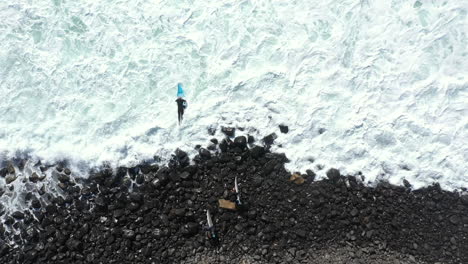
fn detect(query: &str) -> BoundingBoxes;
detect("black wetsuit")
[175,98,186,124]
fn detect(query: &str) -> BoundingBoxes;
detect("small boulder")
[247,135,255,144]
[234,136,247,149]
[175,149,188,159]
[305,169,316,181]
[170,208,186,217]
[7,162,15,174]
[460,195,468,206]
[263,133,277,145]
[29,172,41,183]
[12,211,25,219]
[250,146,265,159]
[136,174,145,184]
[139,164,159,174]
[31,199,41,209]
[221,127,235,137]
[57,174,70,183]
[449,215,460,225]
[199,148,211,159]
[207,126,217,136]
[326,168,341,182]
[122,229,136,240]
[279,125,289,134]
[403,179,412,188]
[129,193,143,203]
[181,222,199,237]
[219,139,229,152]
[5,175,17,184]
[180,171,191,180]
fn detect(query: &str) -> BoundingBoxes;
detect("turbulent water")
[1,0,467,190]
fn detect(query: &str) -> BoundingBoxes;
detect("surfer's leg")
[178,109,183,123]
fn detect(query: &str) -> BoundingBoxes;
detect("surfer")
[175,97,186,124]
[175,83,187,124]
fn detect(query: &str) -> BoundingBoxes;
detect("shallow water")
[0,0,467,190]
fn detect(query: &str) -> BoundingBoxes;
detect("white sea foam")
[0,0,467,191]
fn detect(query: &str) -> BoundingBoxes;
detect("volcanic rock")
[326,168,341,182]
[233,136,247,149]
[221,127,235,137]
[5,175,17,184]
[263,133,277,145]
[279,125,289,133]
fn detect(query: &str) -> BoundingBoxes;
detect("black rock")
[326,168,341,182]
[136,174,145,184]
[449,215,460,225]
[180,171,191,180]
[305,169,316,181]
[29,172,41,183]
[139,164,159,174]
[64,168,71,175]
[12,211,25,219]
[207,126,217,136]
[199,148,211,159]
[181,222,199,237]
[221,127,235,137]
[207,144,217,151]
[5,175,17,184]
[250,146,265,159]
[295,229,307,238]
[403,179,412,188]
[0,168,8,177]
[153,173,169,188]
[122,229,136,240]
[248,135,255,144]
[66,238,83,251]
[57,173,70,183]
[279,125,289,134]
[7,162,15,174]
[210,138,218,144]
[4,216,14,225]
[263,133,277,145]
[0,244,9,258]
[128,202,140,211]
[31,199,41,209]
[116,167,128,179]
[233,136,247,149]
[460,195,468,206]
[169,208,185,217]
[129,193,143,203]
[219,139,229,152]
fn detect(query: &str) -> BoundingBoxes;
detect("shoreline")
[0,131,467,263]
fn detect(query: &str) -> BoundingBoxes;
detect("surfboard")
[177,83,185,97]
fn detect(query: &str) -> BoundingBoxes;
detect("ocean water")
[0,0,467,194]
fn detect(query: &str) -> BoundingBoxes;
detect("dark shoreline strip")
[0,134,467,264]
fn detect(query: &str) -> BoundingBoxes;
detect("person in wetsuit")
[175,97,187,124]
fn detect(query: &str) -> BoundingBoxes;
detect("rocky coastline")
[0,127,467,263]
